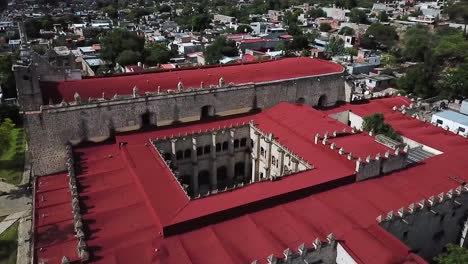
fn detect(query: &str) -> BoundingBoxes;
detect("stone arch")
[201,105,215,119]
[234,162,245,178]
[296,97,306,104]
[217,166,228,188]
[176,150,183,160]
[141,111,152,127]
[317,94,328,108]
[198,170,210,186]
[184,149,191,159]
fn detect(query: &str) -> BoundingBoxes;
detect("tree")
[319,23,332,32]
[398,50,438,98]
[144,43,174,66]
[290,34,310,50]
[349,8,368,24]
[0,55,16,99]
[102,5,118,19]
[363,113,401,141]
[360,23,398,50]
[0,104,21,125]
[325,37,345,58]
[437,63,468,99]
[204,36,239,64]
[378,11,389,22]
[308,8,326,18]
[116,50,142,66]
[435,244,468,264]
[236,25,253,33]
[433,33,468,63]
[158,4,171,13]
[380,53,397,67]
[445,1,468,36]
[401,25,432,62]
[339,26,355,36]
[100,29,145,65]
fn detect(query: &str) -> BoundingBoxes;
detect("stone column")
[254,132,261,181]
[211,159,217,190]
[251,153,257,183]
[266,137,273,179]
[211,132,217,159]
[228,129,235,179]
[170,138,177,166]
[279,150,285,176]
[191,137,197,163]
[244,151,250,180]
[192,164,199,196]
[293,159,299,173]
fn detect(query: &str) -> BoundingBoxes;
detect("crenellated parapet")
[251,233,337,264]
[64,144,89,262]
[377,184,468,260]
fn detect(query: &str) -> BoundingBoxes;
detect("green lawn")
[0,128,25,185]
[0,221,18,264]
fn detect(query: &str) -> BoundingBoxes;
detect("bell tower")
[13,21,43,111]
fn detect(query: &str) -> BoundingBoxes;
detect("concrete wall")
[25,73,344,176]
[380,189,468,261]
[336,243,358,264]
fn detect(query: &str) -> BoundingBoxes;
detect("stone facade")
[153,123,311,197]
[16,49,345,176]
[378,185,468,260]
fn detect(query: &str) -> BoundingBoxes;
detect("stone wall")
[379,186,468,261]
[24,73,344,176]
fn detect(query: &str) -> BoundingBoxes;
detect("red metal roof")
[33,97,468,264]
[40,58,344,104]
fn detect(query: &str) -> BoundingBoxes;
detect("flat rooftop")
[433,110,468,126]
[33,97,468,264]
[39,57,344,104]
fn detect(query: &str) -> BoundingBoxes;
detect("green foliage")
[319,23,332,32]
[378,11,389,22]
[345,47,358,56]
[380,53,397,67]
[360,23,397,50]
[102,5,118,19]
[204,36,239,64]
[144,43,174,66]
[0,222,19,264]
[401,25,432,62]
[0,118,14,156]
[236,25,253,33]
[339,26,355,36]
[325,37,345,58]
[363,113,402,141]
[445,0,468,34]
[290,35,310,50]
[433,33,468,63]
[158,4,172,13]
[176,4,212,32]
[435,244,468,264]
[437,63,468,99]
[398,50,438,98]
[0,104,21,125]
[100,29,145,65]
[116,50,142,66]
[349,8,368,24]
[308,8,327,18]
[0,55,16,99]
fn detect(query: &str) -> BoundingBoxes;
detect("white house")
[431,110,468,135]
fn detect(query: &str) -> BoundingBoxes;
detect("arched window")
[216,143,221,152]
[204,145,211,154]
[240,138,247,147]
[272,156,276,166]
[222,141,229,151]
[184,149,191,159]
[176,151,183,160]
[260,147,265,157]
[251,139,254,148]
[234,139,240,148]
[197,147,203,156]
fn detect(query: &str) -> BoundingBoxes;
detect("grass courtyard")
[0,222,18,264]
[0,128,25,185]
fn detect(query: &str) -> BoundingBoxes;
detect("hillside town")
[1,0,468,264]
